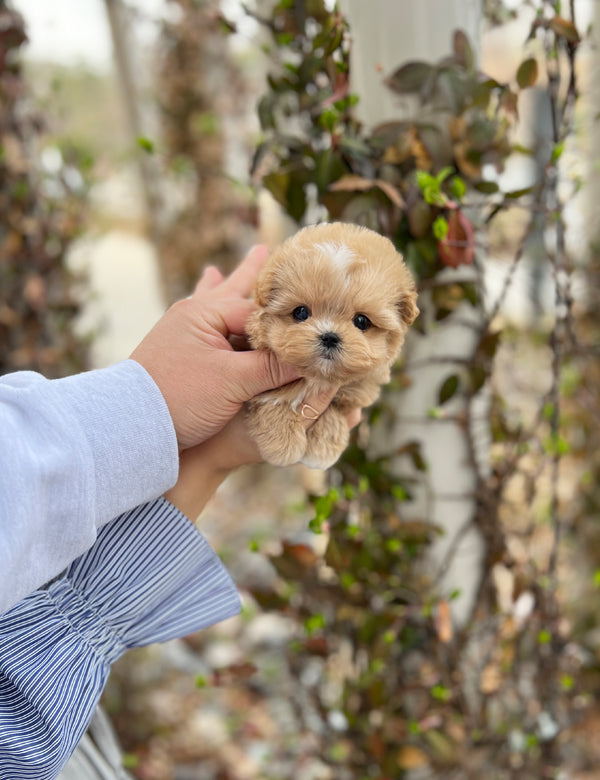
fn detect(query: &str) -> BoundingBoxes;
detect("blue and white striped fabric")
[0,498,241,780]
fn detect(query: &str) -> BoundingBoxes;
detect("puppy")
[245,222,419,469]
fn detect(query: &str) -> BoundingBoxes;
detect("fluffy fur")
[245,222,419,469]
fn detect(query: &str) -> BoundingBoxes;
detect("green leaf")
[438,374,460,405]
[551,140,565,163]
[430,684,451,702]
[544,432,570,457]
[415,171,446,207]
[542,402,556,421]
[385,61,435,95]
[319,107,339,132]
[436,67,467,114]
[436,166,454,184]
[121,753,140,770]
[473,180,499,194]
[305,613,325,635]
[560,674,574,691]
[385,537,402,553]
[449,175,467,200]
[433,215,449,240]
[516,58,539,89]
[504,185,536,199]
[391,484,409,501]
[137,136,155,154]
[263,171,290,207]
[287,182,308,222]
[537,629,552,644]
[192,111,220,135]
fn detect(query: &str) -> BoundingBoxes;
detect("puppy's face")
[248,223,418,383]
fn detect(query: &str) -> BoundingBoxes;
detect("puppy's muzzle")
[319,331,341,358]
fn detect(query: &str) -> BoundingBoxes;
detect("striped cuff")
[0,498,240,780]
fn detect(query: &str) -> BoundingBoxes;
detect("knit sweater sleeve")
[0,360,179,614]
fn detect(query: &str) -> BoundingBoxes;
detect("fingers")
[345,408,362,430]
[217,298,257,336]
[194,265,225,293]
[219,245,269,298]
[298,386,339,430]
[225,349,300,400]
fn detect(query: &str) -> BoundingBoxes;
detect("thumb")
[229,349,300,400]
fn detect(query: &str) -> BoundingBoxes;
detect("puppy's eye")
[353,313,371,331]
[292,306,311,322]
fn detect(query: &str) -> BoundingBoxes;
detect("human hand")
[164,388,362,521]
[131,246,300,450]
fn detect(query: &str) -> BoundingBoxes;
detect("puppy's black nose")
[320,331,341,350]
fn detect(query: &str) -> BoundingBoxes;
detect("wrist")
[164,445,232,522]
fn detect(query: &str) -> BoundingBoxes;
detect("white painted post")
[339,0,486,626]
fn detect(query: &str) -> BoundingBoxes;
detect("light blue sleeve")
[0,497,241,780]
[0,360,179,613]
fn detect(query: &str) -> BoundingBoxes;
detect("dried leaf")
[2,229,22,254]
[407,200,434,239]
[438,209,475,268]
[548,15,580,44]
[23,274,46,310]
[270,542,319,581]
[397,745,430,770]
[492,563,514,613]
[303,636,329,656]
[424,730,458,763]
[434,600,454,643]
[0,305,19,327]
[329,175,405,208]
[329,174,374,193]
[453,29,474,70]
[500,88,519,117]
[211,662,258,686]
[281,542,319,567]
[374,179,405,208]
[480,663,502,694]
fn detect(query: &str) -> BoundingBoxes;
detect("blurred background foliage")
[0,0,91,377]
[3,0,600,778]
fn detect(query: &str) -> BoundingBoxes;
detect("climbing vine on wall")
[234,2,593,777]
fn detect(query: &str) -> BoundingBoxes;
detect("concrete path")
[69,230,166,369]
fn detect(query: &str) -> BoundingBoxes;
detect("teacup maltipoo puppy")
[245,222,419,469]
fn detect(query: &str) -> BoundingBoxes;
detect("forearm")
[164,411,262,521]
[0,360,179,613]
[163,449,231,521]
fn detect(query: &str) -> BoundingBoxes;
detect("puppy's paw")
[247,398,307,467]
[301,408,349,469]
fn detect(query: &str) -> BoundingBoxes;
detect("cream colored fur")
[245,222,419,468]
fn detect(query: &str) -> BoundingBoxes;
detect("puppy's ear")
[254,262,279,308]
[397,289,419,327]
[245,308,268,349]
